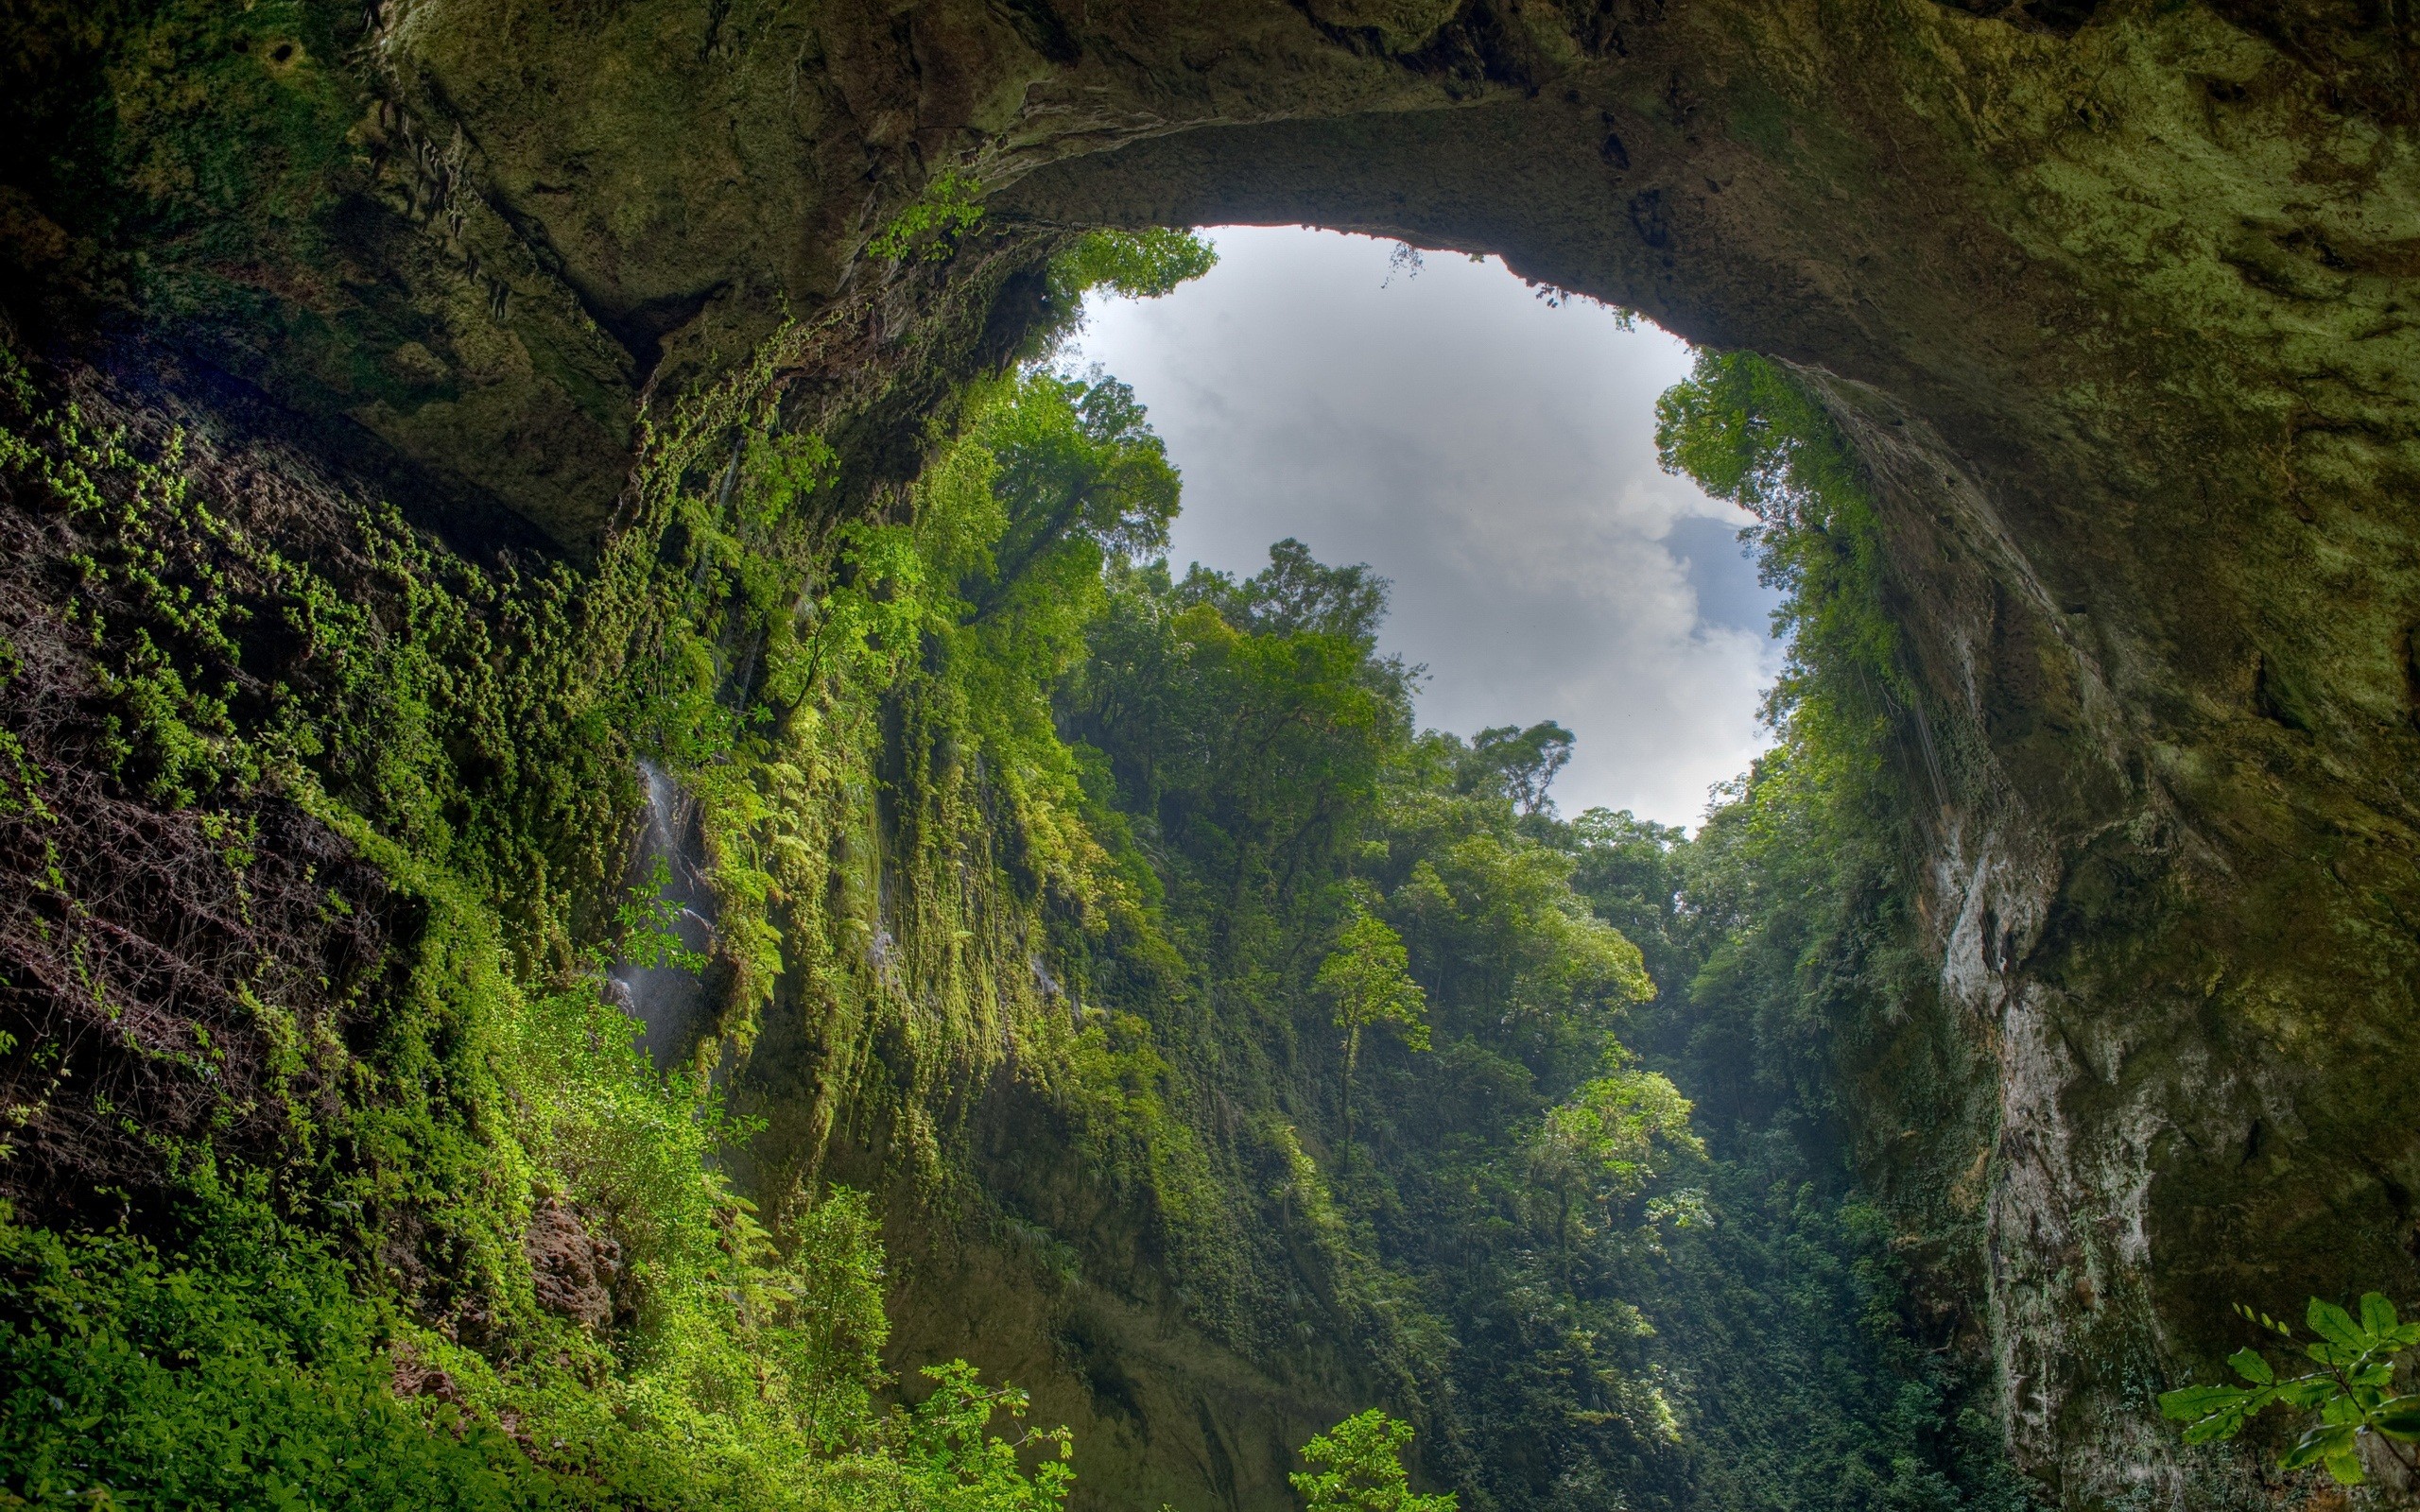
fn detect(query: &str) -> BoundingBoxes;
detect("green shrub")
[1291,1410,1455,1512]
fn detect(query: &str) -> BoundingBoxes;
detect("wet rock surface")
[609,760,719,1070]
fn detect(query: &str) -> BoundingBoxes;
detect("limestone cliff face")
[8,0,2419,1503]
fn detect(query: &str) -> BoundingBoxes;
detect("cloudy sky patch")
[1064,226,1781,830]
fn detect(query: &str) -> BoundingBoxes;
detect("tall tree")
[1468,721,1575,816]
[1315,908,1428,1173]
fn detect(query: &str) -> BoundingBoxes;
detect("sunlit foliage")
[0,255,2043,1512]
[1293,1410,1458,1512]
[0,233,1227,1511]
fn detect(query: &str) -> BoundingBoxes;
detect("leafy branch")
[2159,1295,2420,1488]
[614,855,709,974]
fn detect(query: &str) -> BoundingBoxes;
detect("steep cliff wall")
[5,0,2418,1505]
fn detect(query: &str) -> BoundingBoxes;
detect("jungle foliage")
[1292,1411,1456,1512]
[0,229,1217,1510]
[994,348,2035,1511]
[0,213,2031,1512]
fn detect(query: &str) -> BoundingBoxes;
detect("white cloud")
[1064,226,1781,831]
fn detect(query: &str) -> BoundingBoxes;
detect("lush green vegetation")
[0,356,1055,1506]
[0,230,1210,1510]
[1008,348,2034,1511]
[1292,1412,1455,1512]
[0,206,2032,1512]
[2161,1295,2420,1489]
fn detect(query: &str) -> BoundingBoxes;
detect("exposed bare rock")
[525,1195,621,1333]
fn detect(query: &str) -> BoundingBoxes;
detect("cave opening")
[1060,223,1783,829]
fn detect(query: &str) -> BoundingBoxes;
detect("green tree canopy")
[1465,720,1574,816]
[960,370,1181,619]
[1318,908,1431,1070]
[1291,1410,1457,1512]
[1316,907,1428,1170]
[1532,1066,1703,1209]
[1179,538,1392,646]
[1048,227,1220,302]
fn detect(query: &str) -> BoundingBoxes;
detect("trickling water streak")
[607,760,717,1069]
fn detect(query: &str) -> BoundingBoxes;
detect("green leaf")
[2227,1348,2273,1385]
[2278,1379,2339,1410]
[2159,1385,2254,1423]
[2181,1414,2251,1446]
[2171,1383,2274,1445]
[2306,1340,2359,1369]
[2370,1397,2420,1441]
[2308,1298,2364,1352]
[2360,1293,2399,1337]
[2325,1447,2367,1486]
[2280,1423,2355,1471]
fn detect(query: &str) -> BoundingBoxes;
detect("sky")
[1063,226,1782,831]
